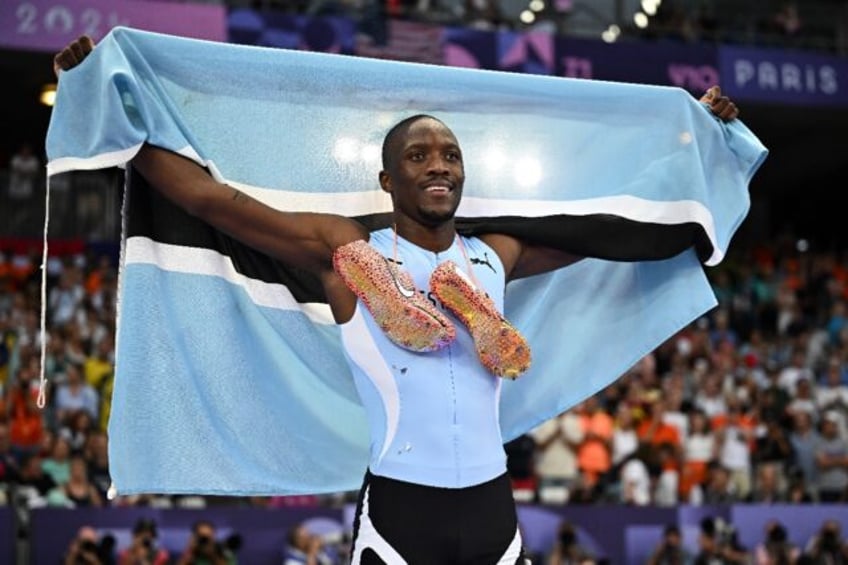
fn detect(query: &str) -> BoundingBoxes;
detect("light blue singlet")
[339,228,509,489]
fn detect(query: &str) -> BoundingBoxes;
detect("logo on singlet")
[385,258,415,298]
[470,252,496,274]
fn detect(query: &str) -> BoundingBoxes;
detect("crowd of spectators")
[505,234,848,511]
[232,0,848,54]
[3,189,848,561]
[3,231,848,496]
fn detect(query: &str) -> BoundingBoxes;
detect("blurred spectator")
[118,517,169,565]
[41,435,72,486]
[694,373,728,420]
[754,420,794,469]
[176,520,238,565]
[0,422,19,485]
[815,358,848,418]
[779,349,814,396]
[803,519,848,563]
[57,454,103,508]
[49,264,85,326]
[747,463,787,504]
[714,401,756,499]
[638,396,682,451]
[814,412,848,502]
[754,520,800,564]
[8,143,40,200]
[85,430,111,502]
[681,409,716,500]
[8,357,44,457]
[760,363,791,424]
[786,470,814,504]
[462,0,502,30]
[63,525,105,565]
[16,453,57,508]
[60,409,96,454]
[610,403,639,467]
[56,363,99,423]
[617,447,652,506]
[504,433,537,502]
[770,2,803,39]
[546,521,595,565]
[530,408,583,504]
[653,442,681,506]
[789,411,820,490]
[575,397,613,489]
[694,516,748,565]
[84,333,115,432]
[699,462,738,505]
[283,522,334,565]
[787,378,818,421]
[647,524,691,565]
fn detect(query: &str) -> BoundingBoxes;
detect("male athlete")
[55,36,738,564]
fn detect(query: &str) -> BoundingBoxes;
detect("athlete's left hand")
[700,85,739,121]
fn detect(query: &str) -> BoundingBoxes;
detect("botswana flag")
[46,27,766,495]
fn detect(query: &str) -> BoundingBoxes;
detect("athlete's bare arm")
[55,37,363,321]
[132,145,364,321]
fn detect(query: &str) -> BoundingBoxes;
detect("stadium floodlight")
[601,24,620,43]
[641,0,658,16]
[40,83,57,107]
[529,0,545,12]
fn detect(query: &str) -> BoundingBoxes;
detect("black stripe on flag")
[126,168,711,304]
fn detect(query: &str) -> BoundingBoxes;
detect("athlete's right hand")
[53,35,95,78]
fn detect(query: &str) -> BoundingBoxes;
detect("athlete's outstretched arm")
[55,36,366,274]
[132,144,367,274]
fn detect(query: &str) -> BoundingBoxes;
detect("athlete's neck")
[393,217,456,253]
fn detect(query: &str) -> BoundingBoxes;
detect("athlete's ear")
[379,170,392,195]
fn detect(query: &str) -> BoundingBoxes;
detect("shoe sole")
[430,261,531,379]
[333,240,455,352]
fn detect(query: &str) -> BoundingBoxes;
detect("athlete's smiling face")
[380,117,465,227]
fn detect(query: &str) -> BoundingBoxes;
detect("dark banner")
[444,28,556,75]
[443,29,718,95]
[228,9,355,54]
[719,45,848,106]
[0,508,12,565]
[555,38,719,95]
[31,504,848,564]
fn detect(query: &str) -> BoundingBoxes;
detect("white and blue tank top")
[339,227,508,489]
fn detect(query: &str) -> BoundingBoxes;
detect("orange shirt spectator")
[10,382,44,452]
[637,402,681,449]
[576,398,614,486]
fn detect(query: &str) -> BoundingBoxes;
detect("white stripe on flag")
[124,236,334,324]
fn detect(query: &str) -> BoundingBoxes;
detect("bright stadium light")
[529,0,545,12]
[520,9,536,24]
[602,23,621,42]
[514,157,542,188]
[634,12,649,28]
[333,137,359,163]
[641,0,658,16]
[484,147,506,174]
[39,83,57,107]
[361,143,381,164]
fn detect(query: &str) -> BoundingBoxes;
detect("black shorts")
[350,471,525,564]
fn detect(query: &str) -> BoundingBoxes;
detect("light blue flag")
[46,27,766,495]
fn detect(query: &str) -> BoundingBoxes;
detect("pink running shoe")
[333,240,456,352]
[430,261,531,379]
